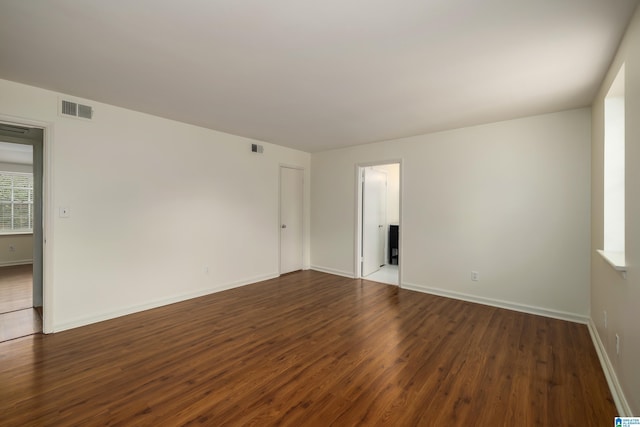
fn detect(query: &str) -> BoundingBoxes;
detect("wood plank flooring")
[0,264,33,313]
[0,270,616,426]
[0,264,41,342]
[0,308,41,342]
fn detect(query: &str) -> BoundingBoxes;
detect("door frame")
[0,114,53,333]
[354,159,403,286]
[278,164,305,275]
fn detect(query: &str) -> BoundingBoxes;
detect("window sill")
[0,231,33,236]
[597,250,626,278]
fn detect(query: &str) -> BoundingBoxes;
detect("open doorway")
[356,162,401,286]
[0,124,44,341]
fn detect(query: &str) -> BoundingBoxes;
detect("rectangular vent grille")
[77,104,93,119]
[61,100,93,119]
[61,100,77,116]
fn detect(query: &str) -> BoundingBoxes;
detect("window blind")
[0,172,33,233]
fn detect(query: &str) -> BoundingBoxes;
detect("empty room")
[1,1,639,425]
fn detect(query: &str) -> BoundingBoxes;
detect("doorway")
[280,166,304,275]
[0,124,44,341]
[357,162,401,286]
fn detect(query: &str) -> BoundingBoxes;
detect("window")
[0,172,34,233]
[599,64,625,272]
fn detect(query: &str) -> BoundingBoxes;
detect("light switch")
[59,207,70,218]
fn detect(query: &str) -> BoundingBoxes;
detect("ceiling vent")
[60,99,93,120]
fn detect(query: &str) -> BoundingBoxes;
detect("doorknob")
[281,224,287,229]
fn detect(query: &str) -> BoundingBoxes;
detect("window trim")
[599,63,626,277]
[597,250,626,271]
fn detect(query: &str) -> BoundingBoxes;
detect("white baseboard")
[587,319,631,416]
[401,281,589,324]
[310,265,354,279]
[0,259,33,267]
[53,272,279,333]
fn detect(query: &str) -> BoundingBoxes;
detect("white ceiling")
[0,1,637,152]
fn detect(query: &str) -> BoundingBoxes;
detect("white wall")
[0,234,33,266]
[0,78,310,332]
[375,163,400,225]
[311,108,591,320]
[591,5,640,415]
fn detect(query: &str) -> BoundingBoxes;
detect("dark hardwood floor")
[0,270,616,426]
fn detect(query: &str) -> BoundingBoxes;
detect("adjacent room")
[0,137,41,341]
[0,0,639,424]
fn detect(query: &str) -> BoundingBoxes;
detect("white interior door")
[362,167,386,276]
[280,167,303,274]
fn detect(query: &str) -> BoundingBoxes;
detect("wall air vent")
[60,99,93,120]
[77,103,93,119]
[61,100,77,116]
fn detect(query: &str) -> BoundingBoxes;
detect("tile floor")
[363,264,398,285]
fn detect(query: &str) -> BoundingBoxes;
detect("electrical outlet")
[616,334,620,356]
[603,310,607,329]
[471,271,479,281]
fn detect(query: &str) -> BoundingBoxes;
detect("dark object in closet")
[389,225,399,265]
